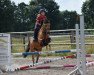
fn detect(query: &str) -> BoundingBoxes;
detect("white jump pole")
[79,15,87,75]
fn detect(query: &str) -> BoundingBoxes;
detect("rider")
[23,9,47,58]
[34,9,47,41]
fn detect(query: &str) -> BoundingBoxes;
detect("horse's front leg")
[32,55,35,66]
[36,53,40,63]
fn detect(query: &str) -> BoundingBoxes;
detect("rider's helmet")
[39,9,46,14]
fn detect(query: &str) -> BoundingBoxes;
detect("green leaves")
[59,10,78,29]
[0,0,15,32]
[82,0,94,28]
[2,0,93,32]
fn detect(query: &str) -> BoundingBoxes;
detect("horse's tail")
[23,39,30,58]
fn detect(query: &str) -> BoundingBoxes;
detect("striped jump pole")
[86,54,94,57]
[12,51,94,58]
[12,49,76,56]
[25,65,76,70]
[23,50,76,56]
[27,61,94,70]
[73,54,94,58]
[86,61,94,67]
[14,55,75,71]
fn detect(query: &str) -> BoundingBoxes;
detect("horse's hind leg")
[32,54,39,65]
[49,44,51,50]
[46,44,51,51]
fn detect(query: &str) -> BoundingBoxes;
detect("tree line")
[0,0,94,32]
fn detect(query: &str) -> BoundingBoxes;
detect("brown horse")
[23,19,51,65]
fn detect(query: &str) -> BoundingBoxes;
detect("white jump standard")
[68,15,87,75]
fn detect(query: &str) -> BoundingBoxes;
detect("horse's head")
[42,19,50,31]
[39,19,50,37]
[38,19,51,46]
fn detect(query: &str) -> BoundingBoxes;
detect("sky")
[11,0,86,14]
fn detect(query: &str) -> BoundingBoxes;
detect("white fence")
[7,29,94,53]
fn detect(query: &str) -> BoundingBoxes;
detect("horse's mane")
[40,19,50,33]
[38,19,50,39]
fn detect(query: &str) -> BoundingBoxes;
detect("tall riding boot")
[34,28,39,41]
[34,32,38,41]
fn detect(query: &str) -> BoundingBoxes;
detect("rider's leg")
[34,29,38,40]
[34,25,41,41]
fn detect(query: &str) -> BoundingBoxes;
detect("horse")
[23,19,51,65]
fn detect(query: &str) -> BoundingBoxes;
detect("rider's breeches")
[34,25,41,40]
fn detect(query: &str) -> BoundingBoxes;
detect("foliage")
[82,0,94,28]
[2,0,94,32]
[44,0,61,30]
[0,0,15,32]
[29,0,61,30]
[14,2,31,31]
[59,10,78,29]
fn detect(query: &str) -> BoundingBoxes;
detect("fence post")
[70,30,75,48]
[23,36,25,51]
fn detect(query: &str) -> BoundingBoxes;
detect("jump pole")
[12,49,76,56]
[25,65,76,70]
[14,55,75,71]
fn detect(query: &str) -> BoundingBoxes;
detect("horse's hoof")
[36,61,38,63]
[23,55,27,58]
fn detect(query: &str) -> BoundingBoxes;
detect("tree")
[82,0,94,28]
[14,2,31,31]
[60,10,78,29]
[29,0,61,30]
[44,0,61,30]
[0,0,15,32]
